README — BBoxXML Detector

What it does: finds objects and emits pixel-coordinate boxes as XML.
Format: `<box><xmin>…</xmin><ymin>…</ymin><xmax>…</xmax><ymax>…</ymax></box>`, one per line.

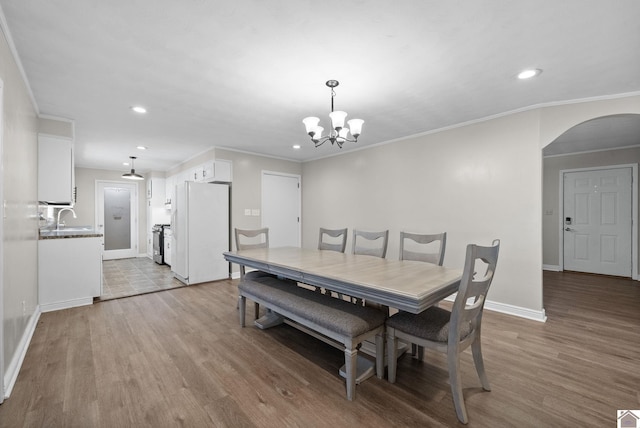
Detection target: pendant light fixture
<box><xmin>122</xmin><ymin>156</ymin><xmax>144</xmax><ymax>180</ymax></box>
<box><xmin>302</xmin><ymin>80</ymin><xmax>364</xmax><ymax>148</ymax></box>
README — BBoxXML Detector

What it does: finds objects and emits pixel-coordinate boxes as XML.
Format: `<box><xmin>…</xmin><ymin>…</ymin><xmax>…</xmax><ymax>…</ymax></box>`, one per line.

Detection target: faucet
<box><xmin>57</xmin><ymin>207</ymin><xmax>77</xmax><ymax>230</ymax></box>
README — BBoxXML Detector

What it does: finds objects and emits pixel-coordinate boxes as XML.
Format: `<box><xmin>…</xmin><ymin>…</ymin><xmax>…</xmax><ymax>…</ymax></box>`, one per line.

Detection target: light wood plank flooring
<box><xmin>0</xmin><ymin>271</ymin><xmax>638</xmax><ymax>427</ymax></box>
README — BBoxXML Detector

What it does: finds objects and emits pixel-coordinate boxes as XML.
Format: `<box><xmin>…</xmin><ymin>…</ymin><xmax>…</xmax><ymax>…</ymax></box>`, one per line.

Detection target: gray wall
<box><xmin>302</xmin><ymin>94</ymin><xmax>640</xmax><ymax>318</ymax></box>
<box><xmin>1</xmin><ymin>27</ymin><xmax>39</xmax><ymax>383</ymax></box>
<box><xmin>302</xmin><ymin>110</ymin><xmax>544</xmax><ymax>314</ymax></box>
<box><xmin>215</xmin><ymin>148</ymin><xmax>302</xmax><ymax>268</ymax></box>
<box><xmin>543</xmin><ymin>146</ymin><xmax>640</xmax><ymax>267</ymax></box>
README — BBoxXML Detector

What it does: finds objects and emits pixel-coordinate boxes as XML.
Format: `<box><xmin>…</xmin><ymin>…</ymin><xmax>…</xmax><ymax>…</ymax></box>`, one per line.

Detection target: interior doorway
<box><xmin>96</xmin><ymin>181</ymin><xmax>139</xmax><ymax>260</ymax></box>
<box><xmin>261</xmin><ymin>171</ymin><xmax>301</xmax><ymax>248</ymax></box>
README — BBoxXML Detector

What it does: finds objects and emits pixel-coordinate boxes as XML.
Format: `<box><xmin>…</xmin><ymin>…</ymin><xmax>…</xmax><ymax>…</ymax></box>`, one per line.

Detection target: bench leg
<box><xmin>344</xmin><ymin>347</ymin><xmax>357</xmax><ymax>401</ymax></box>
<box><xmin>238</xmin><ymin>295</ymin><xmax>246</xmax><ymax>327</ymax></box>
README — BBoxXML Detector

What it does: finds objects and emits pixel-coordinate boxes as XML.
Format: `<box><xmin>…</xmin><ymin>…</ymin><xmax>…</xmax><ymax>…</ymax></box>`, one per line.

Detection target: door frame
<box><xmin>261</xmin><ymin>170</ymin><xmax>301</xmax><ymax>247</ymax></box>
<box><xmin>558</xmin><ymin>163</ymin><xmax>638</xmax><ymax>279</ymax></box>
<box><xmin>95</xmin><ymin>180</ymin><xmax>139</xmax><ymax>260</ymax></box>
<box><xmin>0</xmin><ymin>77</ymin><xmax>5</xmax><ymax>402</ymax></box>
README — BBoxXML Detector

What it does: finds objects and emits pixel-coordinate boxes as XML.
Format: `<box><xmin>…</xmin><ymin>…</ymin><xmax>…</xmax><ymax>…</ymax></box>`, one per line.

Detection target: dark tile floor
<box><xmin>99</xmin><ymin>257</ymin><xmax>186</xmax><ymax>301</ymax></box>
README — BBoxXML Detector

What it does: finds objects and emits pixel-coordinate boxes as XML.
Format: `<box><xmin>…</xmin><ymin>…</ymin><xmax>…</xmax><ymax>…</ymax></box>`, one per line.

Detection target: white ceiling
<box><xmin>1</xmin><ymin>1</ymin><xmax>639</xmax><ymax>173</ymax></box>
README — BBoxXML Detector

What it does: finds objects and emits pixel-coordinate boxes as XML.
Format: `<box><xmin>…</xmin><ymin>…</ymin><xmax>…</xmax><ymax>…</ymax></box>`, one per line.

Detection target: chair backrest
<box><xmin>352</xmin><ymin>229</ymin><xmax>389</xmax><ymax>258</ymax></box>
<box><xmin>235</xmin><ymin>228</ymin><xmax>269</xmax><ymax>251</ymax></box>
<box><xmin>449</xmin><ymin>239</ymin><xmax>500</xmax><ymax>344</ymax></box>
<box><xmin>399</xmin><ymin>231</ymin><xmax>447</xmax><ymax>266</ymax></box>
<box><xmin>318</xmin><ymin>227</ymin><xmax>348</xmax><ymax>253</ymax></box>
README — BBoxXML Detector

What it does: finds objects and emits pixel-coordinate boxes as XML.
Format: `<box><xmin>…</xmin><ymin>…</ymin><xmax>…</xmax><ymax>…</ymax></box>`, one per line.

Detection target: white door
<box><xmin>563</xmin><ymin>167</ymin><xmax>632</xmax><ymax>276</ymax></box>
<box><xmin>96</xmin><ymin>181</ymin><xmax>139</xmax><ymax>260</ymax></box>
<box><xmin>262</xmin><ymin>172</ymin><xmax>301</xmax><ymax>248</ymax></box>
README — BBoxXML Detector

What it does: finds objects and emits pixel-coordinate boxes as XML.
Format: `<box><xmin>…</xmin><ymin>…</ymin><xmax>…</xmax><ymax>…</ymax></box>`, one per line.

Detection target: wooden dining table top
<box><xmin>224</xmin><ymin>247</ymin><xmax>462</xmax><ymax>313</ymax></box>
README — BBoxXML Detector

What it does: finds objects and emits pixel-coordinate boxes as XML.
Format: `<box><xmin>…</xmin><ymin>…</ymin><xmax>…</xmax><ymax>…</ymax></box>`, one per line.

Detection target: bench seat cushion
<box><xmin>239</xmin><ymin>277</ymin><xmax>386</xmax><ymax>337</ymax></box>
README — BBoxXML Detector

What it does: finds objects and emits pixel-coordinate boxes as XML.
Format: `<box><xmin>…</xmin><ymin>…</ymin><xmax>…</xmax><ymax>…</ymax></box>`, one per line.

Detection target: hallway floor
<box><xmin>99</xmin><ymin>257</ymin><xmax>186</xmax><ymax>301</ymax></box>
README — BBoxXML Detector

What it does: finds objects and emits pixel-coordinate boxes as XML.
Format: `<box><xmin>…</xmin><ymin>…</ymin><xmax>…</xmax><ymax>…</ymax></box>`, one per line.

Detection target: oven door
<box><xmin>152</xmin><ymin>228</ymin><xmax>163</xmax><ymax>264</ymax></box>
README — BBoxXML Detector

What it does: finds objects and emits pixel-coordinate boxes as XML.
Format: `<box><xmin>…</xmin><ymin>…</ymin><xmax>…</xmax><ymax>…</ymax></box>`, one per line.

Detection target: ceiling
<box><xmin>1</xmin><ymin>1</ymin><xmax>639</xmax><ymax>173</ymax></box>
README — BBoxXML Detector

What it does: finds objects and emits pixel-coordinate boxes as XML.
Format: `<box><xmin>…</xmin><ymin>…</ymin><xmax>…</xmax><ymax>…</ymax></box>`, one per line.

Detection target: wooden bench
<box><xmin>238</xmin><ymin>275</ymin><xmax>387</xmax><ymax>401</ymax></box>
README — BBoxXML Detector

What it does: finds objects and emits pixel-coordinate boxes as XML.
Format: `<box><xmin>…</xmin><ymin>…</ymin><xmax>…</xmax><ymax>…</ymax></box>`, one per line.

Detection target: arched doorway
<box><xmin>542</xmin><ymin>113</ymin><xmax>640</xmax><ymax>278</ymax></box>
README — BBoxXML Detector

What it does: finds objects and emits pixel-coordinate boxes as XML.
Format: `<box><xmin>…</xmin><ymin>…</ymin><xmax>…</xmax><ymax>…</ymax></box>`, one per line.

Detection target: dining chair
<box><xmin>350</xmin><ymin>229</ymin><xmax>389</xmax><ymax>306</ymax></box>
<box><xmin>234</xmin><ymin>227</ymin><xmax>271</xmax><ymax>318</ymax></box>
<box><xmin>318</xmin><ymin>227</ymin><xmax>348</xmax><ymax>253</ymax></box>
<box><xmin>317</xmin><ymin>227</ymin><xmax>348</xmax><ymax>296</ymax></box>
<box><xmin>399</xmin><ymin>231</ymin><xmax>447</xmax><ymax>359</ymax></box>
<box><xmin>352</xmin><ymin>229</ymin><xmax>389</xmax><ymax>258</ymax></box>
<box><xmin>399</xmin><ymin>231</ymin><xmax>447</xmax><ymax>265</ymax></box>
<box><xmin>386</xmin><ymin>239</ymin><xmax>500</xmax><ymax>424</ymax></box>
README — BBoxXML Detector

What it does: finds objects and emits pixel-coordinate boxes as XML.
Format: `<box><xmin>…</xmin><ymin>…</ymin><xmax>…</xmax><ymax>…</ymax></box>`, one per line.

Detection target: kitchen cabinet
<box><xmin>38</xmin><ymin>135</ymin><xmax>75</xmax><ymax>204</ymax></box>
<box><xmin>38</xmin><ymin>236</ymin><xmax>103</xmax><ymax>312</ymax></box>
<box><xmin>213</xmin><ymin>159</ymin><xmax>232</xmax><ymax>182</ymax></box>
<box><xmin>146</xmin><ymin>177</ymin><xmax>170</xmax><ymax>257</ymax></box>
<box><xmin>165</xmin><ymin>174</ymin><xmax>176</xmax><ymax>206</ymax></box>
<box><xmin>191</xmin><ymin>159</ymin><xmax>233</xmax><ymax>183</ymax></box>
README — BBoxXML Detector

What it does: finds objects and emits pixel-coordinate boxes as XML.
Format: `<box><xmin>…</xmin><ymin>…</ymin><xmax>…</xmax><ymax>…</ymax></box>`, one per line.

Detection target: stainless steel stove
<box><xmin>152</xmin><ymin>224</ymin><xmax>170</xmax><ymax>264</ymax></box>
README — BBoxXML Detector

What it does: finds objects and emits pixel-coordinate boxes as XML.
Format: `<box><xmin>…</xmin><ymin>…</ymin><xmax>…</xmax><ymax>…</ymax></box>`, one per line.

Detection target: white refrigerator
<box><xmin>171</xmin><ymin>181</ymin><xmax>230</xmax><ymax>285</ymax></box>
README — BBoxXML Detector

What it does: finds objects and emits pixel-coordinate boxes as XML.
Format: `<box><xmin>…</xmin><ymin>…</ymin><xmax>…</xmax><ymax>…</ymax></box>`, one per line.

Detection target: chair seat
<box><xmin>387</xmin><ymin>307</ymin><xmax>471</xmax><ymax>342</ymax></box>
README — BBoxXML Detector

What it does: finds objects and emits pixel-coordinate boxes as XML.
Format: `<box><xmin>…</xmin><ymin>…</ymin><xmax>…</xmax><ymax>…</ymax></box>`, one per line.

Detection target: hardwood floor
<box><xmin>1</xmin><ymin>271</ymin><xmax>638</xmax><ymax>427</ymax></box>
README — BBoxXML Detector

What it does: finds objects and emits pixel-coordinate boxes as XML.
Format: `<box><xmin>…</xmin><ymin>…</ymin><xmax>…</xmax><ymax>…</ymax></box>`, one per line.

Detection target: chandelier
<box><xmin>302</xmin><ymin>80</ymin><xmax>364</xmax><ymax>148</ymax></box>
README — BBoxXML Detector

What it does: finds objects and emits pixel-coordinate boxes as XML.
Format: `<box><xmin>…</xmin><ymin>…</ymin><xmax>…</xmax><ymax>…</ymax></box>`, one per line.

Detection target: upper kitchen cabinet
<box><xmin>193</xmin><ymin>159</ymin><xmax>232</xmax><ymax>183</ymax></box>
<box><xmin>213</xmin><ymin>159</ymin><xmax>232</xmax><ymax>182</ymax></box>
<box><xmin>38</xmin><ymin>135</ymin><xmax>75</xmax><ymax>205</ymax></box>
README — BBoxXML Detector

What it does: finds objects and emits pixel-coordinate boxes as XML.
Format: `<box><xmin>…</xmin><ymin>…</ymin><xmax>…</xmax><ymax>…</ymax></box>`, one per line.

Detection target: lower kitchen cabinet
<box><xmin>38</xmin><ymin>236</ymin><xmax>103</xmax><ymax>312</ymax></box>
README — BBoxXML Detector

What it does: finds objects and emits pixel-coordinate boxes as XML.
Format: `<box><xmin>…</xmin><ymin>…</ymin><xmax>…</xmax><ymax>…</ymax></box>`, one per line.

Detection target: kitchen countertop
<box><xmin>39</xmin><ymin>228</ymin><xmax>103</xmax><ymax>240</ymax></box>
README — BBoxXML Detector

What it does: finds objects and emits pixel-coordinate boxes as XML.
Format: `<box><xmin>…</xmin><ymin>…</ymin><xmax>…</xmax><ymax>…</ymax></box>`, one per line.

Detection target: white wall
<box><xmin>1</xmin><ymin>24</ymin><xmax>39</xmax><ymax>393</ymax></box>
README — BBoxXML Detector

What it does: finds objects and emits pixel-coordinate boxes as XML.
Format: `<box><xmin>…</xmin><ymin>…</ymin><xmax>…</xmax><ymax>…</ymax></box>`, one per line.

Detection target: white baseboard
<box><xmin>4</xmin><ymin>306</ymin><xmax>41</xmax><ymax>398</ymax></box>
<box><xmin>543</xmin><ymin>264</ymin><xmax>561</xmax><ymax>271</ymax></box>
<box><xmin>231</xmin><ymin>271</ymin><xmax>241</xmax><ymax>279</ymax></box>
<box><xmin>484</xmin><ymin>300</ymin><xmax>547</xmax><ymax>322</ymax></box>
<box><xmin>444</xmin><ymin>295</ymin><xmax>547</xmax><ymax>322</ymax></box>
<box><xmin>39</xmin><ymin>297</ymin><xmax>93</xmax><ymax>313</ymax></box>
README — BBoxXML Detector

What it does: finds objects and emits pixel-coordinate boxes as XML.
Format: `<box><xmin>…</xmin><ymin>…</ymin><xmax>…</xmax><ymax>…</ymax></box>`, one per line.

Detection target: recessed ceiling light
<box><xmin>517</xmin><ymin>68</ymin><xmax>542</xmax><ymax>79</ymax></box>
<box><xmin>123</xmin><ymin>162</ymin><xmax>130</xmax><ymax>166</ymax></box>
<box><xmin>292</xmin><ymin>144</ymin><xmax>301</xmax><ymax>149</ymax></box>
<box><xmin>137</xmin><ymin>146</ymin><xmax>147</xmax><ymax>150</ymax></box>
<box><xmin>131</xmin><ymin>106</ymin><xmax>147</xmax><ymax>114</ymax></box>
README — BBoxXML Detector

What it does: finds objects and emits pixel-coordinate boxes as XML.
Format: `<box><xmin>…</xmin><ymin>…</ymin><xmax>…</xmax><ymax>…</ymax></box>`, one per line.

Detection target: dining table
<box><xmin>224</xmin><ymin>246</ymin><xmax>463</xmax><ymax>383</ymax></box>
<box><xmin>223</xmin><ymin>246</ymin><xmax>463</xmax><ymax>313</ymax></box>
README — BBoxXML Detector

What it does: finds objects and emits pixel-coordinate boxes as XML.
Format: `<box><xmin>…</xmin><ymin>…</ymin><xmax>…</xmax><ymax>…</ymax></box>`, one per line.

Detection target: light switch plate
<box><xmin>251</xmin><ymin>209</ymin><xmax>260</xmax><ymax>216</ymax></box>
<box><xmin>244</xmin><ymin>209</ymin><xmax>251</xmax><ymax>216</ymax></box>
